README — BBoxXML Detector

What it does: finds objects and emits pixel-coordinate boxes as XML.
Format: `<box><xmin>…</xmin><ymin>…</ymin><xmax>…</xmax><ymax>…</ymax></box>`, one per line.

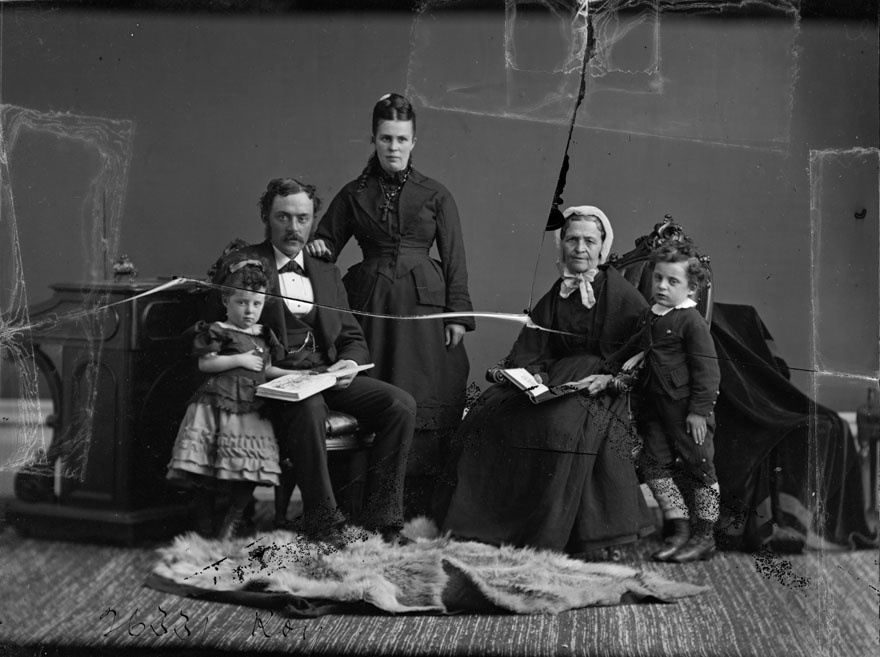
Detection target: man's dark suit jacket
<box><xmin>213</xmin><ymin>240</ymin><xmax>370</xmax><ymax>366</ymax></box>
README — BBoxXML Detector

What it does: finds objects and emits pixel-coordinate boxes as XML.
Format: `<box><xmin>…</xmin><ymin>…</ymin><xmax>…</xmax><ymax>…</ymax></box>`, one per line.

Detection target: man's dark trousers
<box><xmin>272</xmin><ymin>376</ymin><xmax>415</xmax><ymax>532</ymax></box>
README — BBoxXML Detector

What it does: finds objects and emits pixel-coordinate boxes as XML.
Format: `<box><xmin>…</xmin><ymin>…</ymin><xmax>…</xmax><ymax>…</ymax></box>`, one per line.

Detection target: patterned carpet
<box><xmin>0</xmin><ymin>510</ymin><xmax>877</xmax><ymax>657</ymax></box>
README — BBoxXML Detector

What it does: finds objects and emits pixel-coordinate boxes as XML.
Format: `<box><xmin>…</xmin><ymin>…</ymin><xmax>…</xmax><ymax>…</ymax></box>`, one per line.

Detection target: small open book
<box><xmin>256</xmin><ymin>363</ymin><xmax>375</xmax><ymax>402</ymax></box>
<box><xmin>497</xmin><ymin>368</ymin><xmax>590</xmax><ymax>404</ymax></box>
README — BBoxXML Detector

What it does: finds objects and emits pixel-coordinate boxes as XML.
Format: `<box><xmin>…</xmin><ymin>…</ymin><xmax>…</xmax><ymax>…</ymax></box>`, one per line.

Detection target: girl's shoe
<box><xmin>217</xmin><ymin>499</ymin><xmax>251</xmax><ymax>541</ymax></box>
<box><xmin>192</xmin><ymin>488</ymin><xmax>216</xmax><ymax>537</ymax></box>
<box><xmin>217</xmin><ymin>509</ymin><xmax>244</xmax><ymax>541</ymax></box>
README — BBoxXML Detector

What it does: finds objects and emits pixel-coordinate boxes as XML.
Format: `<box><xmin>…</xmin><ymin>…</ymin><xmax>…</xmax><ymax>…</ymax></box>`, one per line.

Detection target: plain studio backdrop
<box><xmin>0</xmin><ymin>1</ymin><xmax>877</xmax><ymax>418</ymax></box>
<box><xmin>0</xmin><ymin>4</ymin><xmax>877</xmax><ymax>655</ymax></box>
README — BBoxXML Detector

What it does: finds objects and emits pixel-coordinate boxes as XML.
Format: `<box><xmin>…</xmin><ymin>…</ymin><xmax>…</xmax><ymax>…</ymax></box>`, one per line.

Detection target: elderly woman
<box><xmin>434</xmin><ymin>206</ymin><xmax>653</xmax><ymax>555</ymax></box>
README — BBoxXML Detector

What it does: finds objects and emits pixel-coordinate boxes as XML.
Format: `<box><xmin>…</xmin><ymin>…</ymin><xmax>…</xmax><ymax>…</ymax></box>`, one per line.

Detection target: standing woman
<box><xmin>309</xmin><ymin>93</ymin><xmax>474</xmax><ymax>518</ymax></box>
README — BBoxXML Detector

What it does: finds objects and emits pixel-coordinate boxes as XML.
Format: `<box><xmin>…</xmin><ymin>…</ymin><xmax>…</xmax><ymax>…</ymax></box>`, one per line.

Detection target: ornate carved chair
<box><xmin>601</xmin><ymin>214</ymin><xmax>714</xmax><ymax>399</ymax></box>
<box><xmin>610</xmin><ymin>214</ymin><xmax>714</xmax><ymax>323</ymax></box>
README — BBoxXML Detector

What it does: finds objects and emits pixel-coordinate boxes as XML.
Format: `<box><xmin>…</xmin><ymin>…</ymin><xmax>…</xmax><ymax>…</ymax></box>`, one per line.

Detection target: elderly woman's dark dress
<box><xmin>435</xmin><ymin>265</ymin><xmax>652</xmax><ymax>553</ymax></box>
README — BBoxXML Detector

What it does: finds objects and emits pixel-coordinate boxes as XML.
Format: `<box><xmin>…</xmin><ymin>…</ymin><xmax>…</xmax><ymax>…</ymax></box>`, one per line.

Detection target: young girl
<box><xmin>167</xmin><ymin>258</ymin><xmax>286</xmax><ymax>540</ymax></box>
<box><xmin>609</xmin><ymin>242</ymin><xmax>721</xmax><ymax>562</ymax></box>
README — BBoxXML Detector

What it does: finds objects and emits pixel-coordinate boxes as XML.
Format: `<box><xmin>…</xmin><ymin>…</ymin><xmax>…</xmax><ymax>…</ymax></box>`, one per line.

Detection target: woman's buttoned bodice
<box><xmin>316</xmin><ymin>169</ymin><xmax>473</xmax><ymax>318</ymax></box>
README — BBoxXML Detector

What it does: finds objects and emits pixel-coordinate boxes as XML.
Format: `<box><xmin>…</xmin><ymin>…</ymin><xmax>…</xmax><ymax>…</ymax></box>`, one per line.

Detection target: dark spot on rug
<box><xmin>249</xmin><ymin>544</ymin><xmax>274</xmax><ymax>570</ymax></box>
<box><xmin>232</xmin><ymin>563</ymin><xmax>248</xmax><ymax>583</ymax></box>
<box><xmin>752</xmin><ymin>546</ymin><xmax>810</xmax><ymax>590</ymax></box>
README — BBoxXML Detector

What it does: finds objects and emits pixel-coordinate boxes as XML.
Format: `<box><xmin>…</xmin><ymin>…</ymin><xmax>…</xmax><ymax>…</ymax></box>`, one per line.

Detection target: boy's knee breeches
<box><xmin>638</xmin><ymin>396</ymin><xmax>717</xmax><ymax>486</ymax></box>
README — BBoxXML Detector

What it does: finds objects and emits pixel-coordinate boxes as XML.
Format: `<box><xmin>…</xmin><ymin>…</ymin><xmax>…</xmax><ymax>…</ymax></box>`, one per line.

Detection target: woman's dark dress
<box><xmin>316</xmin><ymin>169</ymin><xmax>474</xmax><ymax>478</ymax></box>
<box><xmin>435</xmin><ymin>267</ymin><xmax>653</xmax><ymax>553</ymax></box>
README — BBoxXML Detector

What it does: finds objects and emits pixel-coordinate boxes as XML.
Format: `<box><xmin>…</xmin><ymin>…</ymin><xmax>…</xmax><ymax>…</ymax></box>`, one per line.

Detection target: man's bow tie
<box><xmin>278</xmin><ymin>260</ymin><xmax>307</xmax><ymax>277</ymax></box>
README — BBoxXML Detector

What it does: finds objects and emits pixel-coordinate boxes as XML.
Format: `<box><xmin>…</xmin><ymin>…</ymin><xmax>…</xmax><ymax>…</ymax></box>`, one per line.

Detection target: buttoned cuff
<box><xmin>688</xmin><ymin>391</ymin><xmax>720</xmax><ymax>416</ymax></box>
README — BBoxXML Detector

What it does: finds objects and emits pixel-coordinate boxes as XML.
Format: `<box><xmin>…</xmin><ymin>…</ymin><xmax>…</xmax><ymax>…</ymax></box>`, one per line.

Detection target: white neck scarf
<box><xmin>558</xmin><ymin>266</ymin><xmax>599</xmax><ymax>308</ymax></box>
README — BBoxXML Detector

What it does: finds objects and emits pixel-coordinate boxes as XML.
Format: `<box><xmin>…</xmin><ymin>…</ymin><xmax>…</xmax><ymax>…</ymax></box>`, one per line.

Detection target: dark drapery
<box><xmin>709</xmin><ymin>302</ymin><xmax>877</xmax><ymax>551</ymax></box>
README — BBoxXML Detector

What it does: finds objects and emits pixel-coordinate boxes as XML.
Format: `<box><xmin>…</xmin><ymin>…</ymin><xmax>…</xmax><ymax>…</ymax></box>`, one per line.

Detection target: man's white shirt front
<box><xmin>273</xmin><ymin>246</ymin><xmax>315</xmax><ymax>316</ymax></box>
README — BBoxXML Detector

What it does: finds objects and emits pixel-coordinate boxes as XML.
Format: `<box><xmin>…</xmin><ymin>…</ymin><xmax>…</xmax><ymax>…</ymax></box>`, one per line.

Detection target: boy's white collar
<box><xmin>651</xmin><ymin>298</ymin><xmax>697</xmax><ymax>316</ymax></box>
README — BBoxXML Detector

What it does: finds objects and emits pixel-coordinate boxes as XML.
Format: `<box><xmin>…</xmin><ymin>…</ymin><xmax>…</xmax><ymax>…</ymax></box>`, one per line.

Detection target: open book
<box><xmin>256</xmin><ymin>363</ymin><xmax>374</xmax><ymax>402</ymax></box>
<box><xmin>497</xmin><ymin>368</ymin><xmax>591</xmax><ymax>404</ymax></box>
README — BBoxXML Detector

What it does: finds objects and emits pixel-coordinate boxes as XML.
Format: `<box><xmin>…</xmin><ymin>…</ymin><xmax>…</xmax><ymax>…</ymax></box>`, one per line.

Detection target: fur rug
<box><xmin>151</xmin><ymin>518</ymin><xmax>710</xmax><ymax>615</ymax></box>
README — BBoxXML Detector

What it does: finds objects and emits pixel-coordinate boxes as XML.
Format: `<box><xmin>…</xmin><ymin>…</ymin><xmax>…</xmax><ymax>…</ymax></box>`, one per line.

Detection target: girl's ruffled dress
<box><xmin>167</xmin><ymin>321</ymin><xmax>285</xmax><ymax>487</ymax></box>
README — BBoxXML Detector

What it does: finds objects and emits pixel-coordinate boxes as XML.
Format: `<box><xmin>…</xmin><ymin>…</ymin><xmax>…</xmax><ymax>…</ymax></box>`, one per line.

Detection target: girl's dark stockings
<box><xmin>217</xmin><ymin>483</ymin><xmax>256</xmax><ymax>541</ymax></box>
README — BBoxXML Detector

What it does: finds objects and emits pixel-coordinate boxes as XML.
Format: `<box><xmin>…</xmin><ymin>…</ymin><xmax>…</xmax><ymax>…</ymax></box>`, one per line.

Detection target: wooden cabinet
<box><xmin>7</xmin><ymin>280</ymin><xmax>206</xmax><ymax>544</ymax></box>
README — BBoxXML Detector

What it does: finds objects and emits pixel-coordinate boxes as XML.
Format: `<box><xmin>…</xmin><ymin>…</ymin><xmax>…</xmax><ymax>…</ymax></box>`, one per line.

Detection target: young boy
<box><xmin>609</xmin><ymin>242</ymin><xmax>721</xmax><ymax>562</ymax></box>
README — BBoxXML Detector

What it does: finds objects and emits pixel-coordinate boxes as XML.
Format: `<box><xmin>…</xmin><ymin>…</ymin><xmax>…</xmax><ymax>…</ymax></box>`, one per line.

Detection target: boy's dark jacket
<box><xmin>607</xmin><ymin>306</ymin><xmax>720</xmax><ymax>416</ymax></box>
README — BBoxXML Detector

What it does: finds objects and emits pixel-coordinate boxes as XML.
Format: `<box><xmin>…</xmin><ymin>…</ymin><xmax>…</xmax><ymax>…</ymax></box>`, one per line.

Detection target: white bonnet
<box><xmin>555</xmin><ymin>205</ymin><xmax>614</xmax><ymax>264</ymax></box>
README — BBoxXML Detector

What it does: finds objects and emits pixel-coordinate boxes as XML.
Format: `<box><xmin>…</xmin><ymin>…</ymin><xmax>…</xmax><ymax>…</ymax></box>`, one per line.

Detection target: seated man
<box><xmin>214</xmin><ymin>177</ymin><xmax>415</xmax><ymax>542</ymax></box>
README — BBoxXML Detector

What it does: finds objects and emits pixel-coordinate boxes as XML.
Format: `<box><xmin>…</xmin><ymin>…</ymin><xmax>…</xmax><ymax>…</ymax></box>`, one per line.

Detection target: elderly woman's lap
<box><xmin>438</xmin><ymin>389</ymin><xmax>647</xmax><ymax>552</ymax></box>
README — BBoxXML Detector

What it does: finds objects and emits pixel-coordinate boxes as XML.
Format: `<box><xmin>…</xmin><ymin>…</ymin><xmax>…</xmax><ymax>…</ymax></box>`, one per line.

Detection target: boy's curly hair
<box><xmin>650</xmin><ymin>241</ymin><xmax>708</xmax><ymax>290</ymax></box>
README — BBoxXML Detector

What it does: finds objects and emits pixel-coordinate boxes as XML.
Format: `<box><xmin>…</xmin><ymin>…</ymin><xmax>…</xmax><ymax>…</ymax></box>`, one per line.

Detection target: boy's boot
<box><xmin>670</xmin><ymin>519</ymin><xmax>716</xmax><ymax>562</ymax></box>
<box><xmin>672</xmin><ymin>482</ymin><xmax>720</xmax><ymax>562</ymax></box>
<box><xmin>645</xmin><ymin>476</ymin><xmax>690</xmax><ymax>561</ymax></box>
<box><xmin>653</xmin><ymin>518</ymin><xmax>691</xmax><ymax>561</ymax></box>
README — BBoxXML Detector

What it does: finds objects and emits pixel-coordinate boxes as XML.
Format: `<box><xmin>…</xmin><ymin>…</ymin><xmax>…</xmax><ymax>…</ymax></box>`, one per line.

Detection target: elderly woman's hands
<box><xmin>578</xmin><ymin>373</ymin><xmax>613</xmax><ymax>396</ymax></box>
<box><xmin>621</xmin><ymin>352</ymin><xmax>645</xmax><ymax>372</ymax></box>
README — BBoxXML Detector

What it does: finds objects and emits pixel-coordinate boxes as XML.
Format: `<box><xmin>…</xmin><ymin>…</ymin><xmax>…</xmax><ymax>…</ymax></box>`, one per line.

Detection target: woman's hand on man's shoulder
<box><xmin>305</xmin><ymin>239</ymin><xmax>333</xmax><ymax>260</ymax></box>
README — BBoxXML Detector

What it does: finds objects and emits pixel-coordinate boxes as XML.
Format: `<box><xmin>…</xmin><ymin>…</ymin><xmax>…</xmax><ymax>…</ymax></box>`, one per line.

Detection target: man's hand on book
<box><xmin>328</xmin><ymin>359</ymin><xmax>359</xmax><ymax>389</ymax></box>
